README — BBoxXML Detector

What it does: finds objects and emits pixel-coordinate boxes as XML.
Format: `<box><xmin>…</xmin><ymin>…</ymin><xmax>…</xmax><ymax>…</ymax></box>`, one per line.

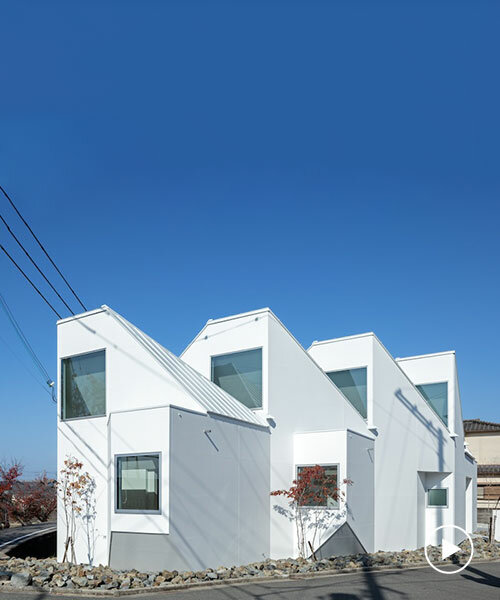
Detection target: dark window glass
<box><xmin>428</xmin><ymin>488</ymin><xmax>447</xmax><ymax>507</ymax></box>
<box><xmin>297</xmin><ymin>465</ymin><xmax>339</xmax><ymax>508</ymax></box>
<box><xmin>326</xmin><ymin>367</ymin><xmax>367</xmax><ymax>419</ymax></box>
<box><xmin>116</xmin><ymin>454</ymin><xmax>160</xmax><ymax>512</ymax></box>
<box><xmin>62</xmin><ymin>351</ymin><xmax>105</xmax><ymax>419</ymax></box>
<box><xmin>211</xmin><ymin>348</ymin><xmax>262</xmax><ymax>409</ymax></box>
<box><xmin>416</xmin><ymin>382</ymin><xmax>448</xmax><ymax>426</ymax></box>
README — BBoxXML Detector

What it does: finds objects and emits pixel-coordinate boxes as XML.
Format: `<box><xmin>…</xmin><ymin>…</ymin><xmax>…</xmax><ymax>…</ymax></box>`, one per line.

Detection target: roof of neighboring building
<box><xmin>464</xmin><ymin>419</ymin><xmax>500</xmax><ymax>433</ymax></box>
<box><xmin>478</xmin><ymin>464</ymin><xmax>500</xmax><ymax>476</ymax></box>
<box><xmin>103</xmin><ymin>306</ymin><xmax>267</xmax><ymax>429</ymax></box>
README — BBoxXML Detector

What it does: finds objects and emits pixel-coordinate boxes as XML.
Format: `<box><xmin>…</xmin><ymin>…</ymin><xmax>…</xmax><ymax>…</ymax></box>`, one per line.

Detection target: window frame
<box><xmin>115</xmin><ymin>452</ymin><xmax>162</xmax><ymax>515</ymax></box>
<box><xmin>210</xmin><ymin>346</ymin><xmax>264</xmax><ymax>411</ymax></box>
<box><xmin>295</xmin><ymin>463</ymin><xmax>341</xmax><ymax>510</ymax></box>
<box><xmin>427</xmin><ymin>487</ymin><xmax>448</xmax><ymax>508</ymax></box>
<box><xmin>325</xmin><ymin>365</ymin><xmax>368</xmax><ymax>421</ymax></box>
<box><xmin>60</xmin><ymin>348</ymin><xmax>107</xmax><ymax>422</ymax></box>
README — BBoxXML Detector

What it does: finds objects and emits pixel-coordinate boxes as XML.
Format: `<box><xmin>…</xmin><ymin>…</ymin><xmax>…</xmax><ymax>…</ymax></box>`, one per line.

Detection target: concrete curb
<box><xmin>1</xmin><ymin>557</ymin><xmax>499</xmax><ymax>597</ymax></box>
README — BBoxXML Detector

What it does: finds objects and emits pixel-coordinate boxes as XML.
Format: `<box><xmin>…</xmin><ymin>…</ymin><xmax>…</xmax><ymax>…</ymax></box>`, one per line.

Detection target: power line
<box><xmin>0</xmin><ymin>244</ymin><xmax>62</xmax><ymax>319</ymax></box>
<box><xmin>0</xmin><ymin>292</ymin><xmax>54</xmax><ymax>387</ymax></box>
<box><xmin>0</xmin><ymin>213</ymin><xmax>75</xmax><ymax>315</ymax></box>
<box><xmin>0</xmin><ymin>331</ymin><xmax>55</xmax><ymax>402</ymax></box>
<box><xmin>0</xmin><ymin>184</ymin><xmax>87</xmax><ymax>312</ymax></box>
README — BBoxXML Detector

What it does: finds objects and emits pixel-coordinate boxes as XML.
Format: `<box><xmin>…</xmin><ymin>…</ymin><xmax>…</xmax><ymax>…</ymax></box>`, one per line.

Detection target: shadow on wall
<box><xmin>395</xmin><ymin>389</ymin><xmax>446</xmax><ymax>473</ymax></box>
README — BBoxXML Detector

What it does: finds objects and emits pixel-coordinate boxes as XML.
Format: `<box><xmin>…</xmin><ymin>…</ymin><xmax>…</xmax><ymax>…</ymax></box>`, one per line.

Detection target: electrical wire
<box><xmin>0</xmin><ymin>184</ymin><xmax>87</xmax><ymax>312</ymax></box>
<box><xmin>0</xmin><ymin>292</ymin><xmax>54</xmax><ymax>386</ymax></box>
<box><xmin>0</xmin><ymin>332</ymin><xmax>55</xmax><ymax>402</ymax></box>
<box><xmin>0</xmin><ymin>244</ymin><xmax>62</xmax><ymax>319</ymax></box>
<box><xmin>0</xmin><ymin>213</ymin><xmax>75</xmax><ymax>315</ymax></box>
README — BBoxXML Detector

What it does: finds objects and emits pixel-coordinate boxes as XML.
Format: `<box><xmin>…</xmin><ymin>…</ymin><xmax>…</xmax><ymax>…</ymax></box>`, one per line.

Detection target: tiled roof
<box><xmin>103</xmin><ymin>306</ymin><xmax>267</xmax><ymax>429</ymax></box>
<box><xmin>464</xmin><ymin>419</ymin><xmax>500</xmax><ymax>433</ymax></box>
<box><xmin>478</xmin><ymin>464</ymin><xmax>500</xmax><ymax>476</ymax></box>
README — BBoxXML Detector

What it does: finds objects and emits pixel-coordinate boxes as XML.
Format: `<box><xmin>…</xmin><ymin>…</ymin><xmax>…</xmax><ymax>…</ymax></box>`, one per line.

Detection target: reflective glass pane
<box><xmin>326</xmin><ymin>367</ymin><xmax>367</xmax><ymax>419</ymax></box>
<box><xmin>117</xmin><ymin>454</ymin><xmax>160</xmax><ymax>512</ymax></box>
<box><xmin>211</xmin><ymin>349</ymin><xmax>262</xmax><ymax>409</ymax></box>
<box><xmin>416</xmin><ymin>382</ymin><xmax>448</xmax><ymax>426</ymax></box>
<box><xmin>62</xmin><ymin>351</ymin><xmax>105</xmax><ymax>419</ymax></box>
<box><xmin>297</xmin><ymin>465</ymin><xmax>339</xmax><ymax>508</ymax></box>
<box><xmin>428</xmin><ymin>488</ymin><xmax>447</xmax><ymax>507</ymax></box>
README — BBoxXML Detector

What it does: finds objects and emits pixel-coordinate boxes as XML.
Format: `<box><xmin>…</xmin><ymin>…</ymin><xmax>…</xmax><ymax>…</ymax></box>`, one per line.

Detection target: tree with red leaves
<box><xmin>271</xmin><ymin>465</ymin><xmax>351</xmax><ymax>558</ymax></box>
<box><xmin>0</xmin><ymin>461</ymin><xmax>23</xmax><ymax>529</ymax></box>
<box><xmin>9</xmin><ymin>474</ymin><xmax>57</xmax><ymax>526</ymax></box>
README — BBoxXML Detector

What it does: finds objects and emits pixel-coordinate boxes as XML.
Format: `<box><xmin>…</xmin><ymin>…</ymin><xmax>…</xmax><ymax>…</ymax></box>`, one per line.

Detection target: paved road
<box><xmin>1</xmin><ymin>562</ymin><xmax>499</xmax><ymax>600</ymax></box>
<box><xmin>0</xmin><ymin>523</ymin><xmax>56</xmax><ymax>552</ymax></box>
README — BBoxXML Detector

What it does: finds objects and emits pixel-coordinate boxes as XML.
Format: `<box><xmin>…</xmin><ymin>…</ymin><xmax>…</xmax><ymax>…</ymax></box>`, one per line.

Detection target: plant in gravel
<box><xmin>57</xmin><ymin>457</ymin><xmax>96</xmax><ymax>564</ymax></box>
<box><xmin>271</xmin><ymin>465</ymin><xmax>351</xmax><ymax>558</ymax></box>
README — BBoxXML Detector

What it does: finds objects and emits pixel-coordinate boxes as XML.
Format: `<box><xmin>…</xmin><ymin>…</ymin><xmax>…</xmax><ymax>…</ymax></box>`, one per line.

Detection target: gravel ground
<box><xmin>0</xmin><ymin>535</ymin><xmax>497</xmax><ymax>594</ymax></box>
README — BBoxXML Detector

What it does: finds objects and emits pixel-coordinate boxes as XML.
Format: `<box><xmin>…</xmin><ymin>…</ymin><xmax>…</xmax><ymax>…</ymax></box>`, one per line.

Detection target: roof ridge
<box><xmin>102</xmin><ymin>306</ymin><xmax>267</xmax><ymax>429</ymax></box>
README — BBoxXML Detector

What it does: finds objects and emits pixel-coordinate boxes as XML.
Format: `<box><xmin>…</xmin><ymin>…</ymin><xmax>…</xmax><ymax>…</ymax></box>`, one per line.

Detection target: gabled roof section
<box><xmin>464</xmin><ymin>419</ymin><xmax>500</xmax><ymax>433</ymax></box>
<box><xmin>181</xmin><ymin>308</ymin><xmax>272</xmax><ymax>357</ymax></box>
<box><xmin>102</xmin><ymin>306</ymin><xmax>266</xmax><ymax>428</ymax></box>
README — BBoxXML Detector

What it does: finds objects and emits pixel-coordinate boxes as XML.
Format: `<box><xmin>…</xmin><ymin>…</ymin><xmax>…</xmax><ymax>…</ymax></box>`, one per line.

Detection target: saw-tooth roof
<box><xmin>103</xmin><ymin>306</ymin><xmax>266</xmax><ymax>428</ymax></box>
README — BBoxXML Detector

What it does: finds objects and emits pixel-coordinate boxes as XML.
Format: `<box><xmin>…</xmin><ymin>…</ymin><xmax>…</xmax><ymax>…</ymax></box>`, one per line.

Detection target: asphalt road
<box><xmin>0</xmin><ymin>562</ymin><xmax>499</xmax><ymax>600</ymax></box>
<box><xmin>0</xmin><ymin>523</ymin><xmax>56</xmax><ymax>552</ymax></box>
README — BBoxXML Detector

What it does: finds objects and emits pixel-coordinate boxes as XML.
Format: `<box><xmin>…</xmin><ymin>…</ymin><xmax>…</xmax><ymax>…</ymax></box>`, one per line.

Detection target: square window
<box><xmin>211</xmin><ymin>348</ymin><xmax>262</xmax><ymax>409</ymax></box>
<box><xmin>296</xmin><ymin>465</ymin><xmax>339</xmax><ymax>508</ymax></box>
<box><xmin>116</xmin><ymin>454</ymin><xmax>160</xmax><ymax>513</ymax></box>
<box><xmin>61</xmin><ymin>350</ymin><xmax>105</xmax><ymax>420</ymax></box>
<box><xmin>428</xmin><ymin>488</ymin><xmax>448</xmax><ymax>507</ymax></box>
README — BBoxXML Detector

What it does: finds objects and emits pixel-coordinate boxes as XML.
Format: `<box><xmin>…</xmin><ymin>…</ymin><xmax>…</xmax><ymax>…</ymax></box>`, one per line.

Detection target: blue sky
<box><xmin>0</xmin><ymin>1</ymin><xmax>499</xmax><ymax>477</ymax></box>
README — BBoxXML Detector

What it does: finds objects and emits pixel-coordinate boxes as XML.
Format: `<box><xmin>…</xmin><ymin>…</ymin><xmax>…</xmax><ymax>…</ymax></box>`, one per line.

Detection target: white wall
<box><xmin>182</xmin><ymin>309</ymin><xmax>372</xmax><ymax>559</ymax></box>
<box><xmin>57</xmin><ymin>309</ymin><xmax>270</xmax><ymax>569</ymax></box>
<box><xmin>309</xmin><ymin>335</ymin><xmax>471</xmax><ymax>551</ymax></box>
<box><xmin>168</xmin><ymin>408</ymin><xmax>270</xmax><ymax>569</ymax></box>
<box><xmin>57</xmin><ymin>309</ymin><xmax>184</xmax><ymax>565</ymax></box>
<box><xmin>397</xmin><ymin>352</ymin><xmax>477</xmax><ymax>537</ymax></box>
<box><xmin>109</xmin><ymin>408</ymin><xmax>170</xmax><ymax>535</ymax></box>
<box><xmin>346</xmin><ymin>430</ymin><xmax>375</xmax><ymax>552</ymax></box>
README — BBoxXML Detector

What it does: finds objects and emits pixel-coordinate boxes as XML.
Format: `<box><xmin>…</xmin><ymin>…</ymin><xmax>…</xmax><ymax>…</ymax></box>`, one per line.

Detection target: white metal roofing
<box><xmin>102</xmin><ymin>305</ymin><xmax>266</xmax><ymax>428</ymax></box>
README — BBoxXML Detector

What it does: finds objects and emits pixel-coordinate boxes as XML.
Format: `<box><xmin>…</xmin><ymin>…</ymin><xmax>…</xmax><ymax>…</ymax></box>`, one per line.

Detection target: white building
<box><xmin>57</xmin><ymin>305</ymin><xmax>476</xmax><ymax>571</ymax></box>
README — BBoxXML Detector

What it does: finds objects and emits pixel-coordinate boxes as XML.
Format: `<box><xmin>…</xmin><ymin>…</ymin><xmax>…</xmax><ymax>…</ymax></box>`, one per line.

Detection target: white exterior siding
<box><xmin>182</xmin><ymin>309</ymin><xmax>372</xmax><ymax>558</ymax></box>
<box><xmin>57</xmin><ymin>306</ymin><xmax>476</xmax><ymax>571</ymax></box>
<box><xmin>57</xmin><ymin>308</ymin><xmax>269</xmax><ymax>570</ymax></box>
<box><xmin>308</xmin><ymin>334</ymin><xmax>477</xmax><ymax>550</ymax></box>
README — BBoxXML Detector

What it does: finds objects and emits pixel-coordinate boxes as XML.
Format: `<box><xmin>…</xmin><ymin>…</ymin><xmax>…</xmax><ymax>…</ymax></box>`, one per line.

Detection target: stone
<box><xmin>120</xmin><ymin>576</ymin><xmax>131</xmax><ymax>589</ymax></box>
<box><xmin>206</xmin><ymin>572</ymin><xmax>218</xmax><ymax>580</ymax></box>
<box><xmin>10</xmin><ymin>572</ymin><xmax>32</xmax><ymax>587</ymax></box>
<box><xmin>0</xmin><ymin>571</ymin><xmax>12</xmax><ymax>581</ymax></box>
<box><xmin>72</xmin><ymin>576</ymin><xmax>88</xmax><ymax>587</ymax></box>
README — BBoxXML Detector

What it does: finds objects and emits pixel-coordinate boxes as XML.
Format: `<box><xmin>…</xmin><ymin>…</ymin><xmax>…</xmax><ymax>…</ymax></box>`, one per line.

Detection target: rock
<box><xmin>0</xmin><ymin>570</ymin><xmax>12</xmax><ymax>581</ymax></box>
<box><xmin>120</xmin><ymin>576</ymin><xmax>131</xmax><ymax>589</ymax></box>
<box><xmin>72</xmin><ymin>576</ymin><xmax>88</xmax><ymax>587</ymax></box>
<box><xmin>206</xmin><ymin>572</ymin><xmax>218</xmax><ymax>580</ymax></box>
<box><xmin>171</xmin><ymin>575</ymin><xmax>182</xmax><ymax>584</ymax></box>
<box><xmin>10</xmin><ymin>572</ymin><xmax>32</xmax><ymax>587</ymax></box>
